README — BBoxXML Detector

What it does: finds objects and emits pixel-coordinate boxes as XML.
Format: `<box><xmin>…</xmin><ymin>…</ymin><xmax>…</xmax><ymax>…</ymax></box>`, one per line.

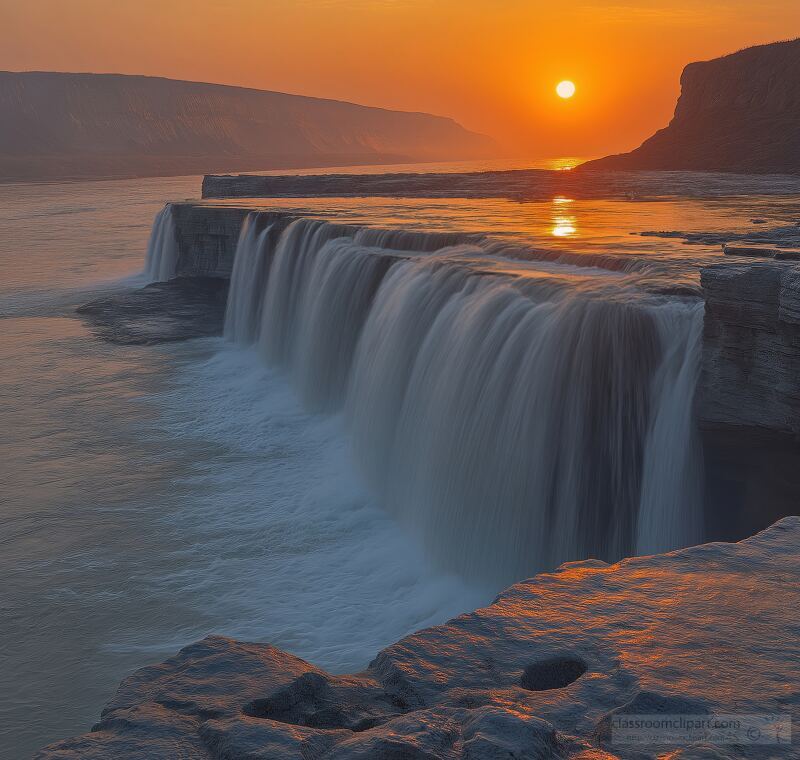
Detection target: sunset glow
<box><xmin>2</xmin><ymin>1</ymin><xmax>799</xmax><ymax>158</ymax></box>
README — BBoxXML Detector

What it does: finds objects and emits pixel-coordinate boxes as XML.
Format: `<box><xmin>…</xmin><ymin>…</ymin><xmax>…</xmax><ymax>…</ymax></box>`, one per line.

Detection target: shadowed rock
<box><xmin>699</xmin><ymin>261</ymin><xmax>800</xmax><ymax>541</ymax></box>
<box><xmin>77</xmin><ymin>277</ymin><xmax>228</xmax><ymax>344</ymax></box>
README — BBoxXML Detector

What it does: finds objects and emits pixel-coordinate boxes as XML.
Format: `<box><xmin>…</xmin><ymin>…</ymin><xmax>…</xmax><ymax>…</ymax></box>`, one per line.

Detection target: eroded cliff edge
<box><xmin>37</xmin><ymin>518</ymin><xmax>799</xmax><ymax>759</ymax></box>
<box><xmin>582</xmin><ymin>38</ymin><xmax>800</xmax><ymax>174</ymax></box>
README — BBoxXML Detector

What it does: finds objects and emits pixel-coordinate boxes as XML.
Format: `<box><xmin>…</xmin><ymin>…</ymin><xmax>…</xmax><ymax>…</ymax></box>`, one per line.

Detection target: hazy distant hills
<box><xmin>0</xmin><ymin>72</ymin><xmax>496</xmax><ymax>181</ymax></box>
<box><xmin>583</xmin><ymin>38</ymin><xmax>800</xmax><ymax>174</ymax></box>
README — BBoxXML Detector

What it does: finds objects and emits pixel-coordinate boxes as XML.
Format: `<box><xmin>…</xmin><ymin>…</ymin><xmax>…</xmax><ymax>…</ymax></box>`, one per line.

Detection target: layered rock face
<box><xmin>0</xmin><ymin>72</ymin><xmax>495</xmax><ymax>181</ymax></box>
<box><xmin>164</xmin><ymin>204</ymin><xmax>296</xmax><ymax>279</ymax></box>
<box><xmin>700</xmin><ymin>261</ymin><xmax>800</xmax><ymax>436</ymax></box>
<box><xmin>37</xmin><ymin>518</ymin><xmax>799</xmax><ymax>759</ymax></box>
<box><xmin>169</xmin><ymin>204</ymin><xmax>255</xmax><ymax>279</ymax></box>
<box><xmin>700</xmin><ymin>260</ymin><xmax>800</xmax><ymax>541</ymax></box>
<box><xmin>583</xmin><ymin>39</ymin><xmax>800</xmax><ymax>174</ymax></box>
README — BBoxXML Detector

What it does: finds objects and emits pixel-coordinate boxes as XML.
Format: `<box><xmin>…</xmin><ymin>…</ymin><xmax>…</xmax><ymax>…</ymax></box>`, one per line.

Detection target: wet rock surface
<box><xmin>37</xmin><ymin>518</ymin><xmax>799</xmax><ymax>759</ymax></box>
<box><xmin>639</xmin><ymin>222</ymin><xmax>800</xmax><ymax>250</ymax></box>
<box><xmin>77</xmin><ymin>277</ymin><xmax>228</xmax><ymax>344</ymax></box>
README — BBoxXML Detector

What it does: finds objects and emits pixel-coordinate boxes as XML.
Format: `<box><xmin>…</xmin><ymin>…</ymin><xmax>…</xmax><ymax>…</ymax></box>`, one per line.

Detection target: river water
<box><xmin>3</xmin><ymin>167</ymin><xmax>800</xmax><ymax>757</ymax></box>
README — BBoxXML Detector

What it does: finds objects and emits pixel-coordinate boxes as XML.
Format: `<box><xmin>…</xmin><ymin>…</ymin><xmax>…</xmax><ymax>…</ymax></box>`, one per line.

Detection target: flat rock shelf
<box><xmin>37</xmin><ymin>518</ymin><xmax>799</xmax><ymax>759</ymax></box>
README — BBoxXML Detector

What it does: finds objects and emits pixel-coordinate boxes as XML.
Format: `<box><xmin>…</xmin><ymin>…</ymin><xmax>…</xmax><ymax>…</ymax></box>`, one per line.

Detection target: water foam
<box><xmin>143</xmin><ymin>341</ymin><xmax>486</xmax><ymax>670</ymax></box>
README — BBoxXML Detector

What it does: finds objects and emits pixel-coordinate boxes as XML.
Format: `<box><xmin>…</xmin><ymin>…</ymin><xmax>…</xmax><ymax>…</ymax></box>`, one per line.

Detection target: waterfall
<box><xmin>223</xmin><ymin>212</ymin><xmax>706</xmax><ymax>585</ymax></box>
<box><xmin>635</xmin><ymin>304</ymin><xmax>704</xmax><ymax>554</ymax></box>
<box><xmin>144</xmin><ymin>205</ymin><xmax>179</xmax><ymax>282</ymax></box>
<box><xmin>224</xmin><ymin>217</ymin><xmax>277</xmax><ymax>344</ymax></box>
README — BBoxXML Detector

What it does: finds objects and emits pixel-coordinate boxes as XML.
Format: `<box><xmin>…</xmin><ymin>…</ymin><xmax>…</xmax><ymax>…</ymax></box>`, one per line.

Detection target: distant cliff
<box><xmin>583</xmin><ymin>38</ymin><xmax>800</xmax><ymax>174</ymax></box>
<box><xmin>0</xmin><ymin>72</ymin><xmax>495</xmax><ymax>181</ymax></box>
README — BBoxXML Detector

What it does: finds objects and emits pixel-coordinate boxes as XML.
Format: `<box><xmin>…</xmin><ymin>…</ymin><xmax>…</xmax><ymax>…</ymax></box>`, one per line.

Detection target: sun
<box><xmin>556</xmin><ymin>80</ymin><xmax>576</xmax><ymax>99</ymax></box>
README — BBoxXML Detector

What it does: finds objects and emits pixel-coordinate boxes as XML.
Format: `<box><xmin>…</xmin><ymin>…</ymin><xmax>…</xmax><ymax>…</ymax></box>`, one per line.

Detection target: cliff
<box><xmin>37</xmin><ymin>518</ymin><xmax>798</xmax><ymax>758</ymax></box>
<box><xmin>699</xmin><ymin>259</ymin><xmax>800</xmax><ymax>544</ymax></box>
<box><xmin>0</xmin><ymin>72</ymin><xmax>495</xmax><ymax>181</ymax></box>
<box><xmin>583</xmin><ymin>38</ymin><xmax>800</xmax><ymax>174</ymax></box>
<box><xmin>700</xmin><ymin>260</ymin><xmax>800</xmax><ymax>438</ymax></box>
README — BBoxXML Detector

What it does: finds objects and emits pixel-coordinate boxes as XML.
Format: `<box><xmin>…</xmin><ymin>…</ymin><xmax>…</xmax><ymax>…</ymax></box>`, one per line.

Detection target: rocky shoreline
<box><xmin>38</xmin><ymin>518</ymin><xmax>798</xmax><ymax>759</ymax></box>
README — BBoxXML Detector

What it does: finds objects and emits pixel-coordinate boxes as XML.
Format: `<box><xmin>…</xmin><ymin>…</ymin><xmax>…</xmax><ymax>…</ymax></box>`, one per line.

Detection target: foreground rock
<box><xmin>583</xmin><ymin>38</ymin><xmax>800</xmax><ymax>174</ymax></box>
<box><xmin>38</xmin><ymin>518</ymin><xmax>798</xmax><ymax>759</ymax></box>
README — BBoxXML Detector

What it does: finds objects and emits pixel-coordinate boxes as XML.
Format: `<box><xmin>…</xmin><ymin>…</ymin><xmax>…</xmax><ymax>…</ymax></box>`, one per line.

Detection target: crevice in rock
<box><xmin>520</xmin><ymin>656</ymin><xmax>588</xmax><ymax>691</ymax></box>
<box><xmin>242</xmin><ymin>672</ymin><xmax>401</xmax><ymax>732</ymax></box>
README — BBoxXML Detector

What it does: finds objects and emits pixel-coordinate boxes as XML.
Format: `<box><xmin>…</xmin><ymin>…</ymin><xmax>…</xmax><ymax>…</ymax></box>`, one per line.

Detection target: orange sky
<box><xmin>2</xmin><ymin>1</ymin><xmax>799</xmax><ymax>158</ymax></box>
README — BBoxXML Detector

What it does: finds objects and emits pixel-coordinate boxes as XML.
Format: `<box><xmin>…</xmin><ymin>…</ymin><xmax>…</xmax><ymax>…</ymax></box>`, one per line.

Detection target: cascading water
<box><xmin>222</xmin><ymin>211</ymin><xmax>705</xmax><ymax>585</ymax></box>
<box><xmin>635</xmin><ymin>306</ymin><xmax>704</xmax><ymax>553</ymax></box>
<box><xmin>144</xmin><ymin>204</ymin><xmax>179</xmax><ymax>282</ymax></box>
<box><xmin>224</xmin><ymin>217</ymin><xmax>278</xmax><ymax>344</ymax></box>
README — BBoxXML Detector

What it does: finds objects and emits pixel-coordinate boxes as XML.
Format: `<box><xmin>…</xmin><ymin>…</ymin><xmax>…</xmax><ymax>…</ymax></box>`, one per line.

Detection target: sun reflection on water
<box><xmin>551</xmin><ymin>196</ymin><xmax>577</xmax><ymax>237</ymax></box>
